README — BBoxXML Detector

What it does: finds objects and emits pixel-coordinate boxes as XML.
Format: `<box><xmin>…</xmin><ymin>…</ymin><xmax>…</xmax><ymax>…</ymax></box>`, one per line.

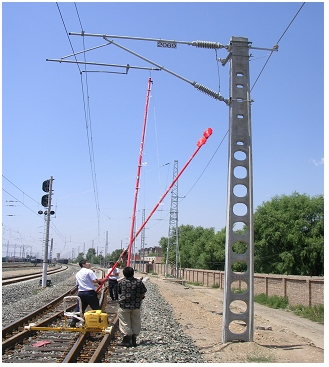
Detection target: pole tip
<box><xmin>203</xmin><ymin>128</ymin><xmax>213</xmax><ymax>138</ymax></box>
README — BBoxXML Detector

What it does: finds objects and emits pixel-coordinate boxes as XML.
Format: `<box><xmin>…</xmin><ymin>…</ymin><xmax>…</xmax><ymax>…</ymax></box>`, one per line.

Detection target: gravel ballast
<box><xmin>112</xmin><ymin>280</ymin><xmax>204</xmax><ymax>363</ymax></box>
<box><xmin>2</xmin><ymin>265</ymin><xmax>78</xmax><ymax>326</ymax></box>
<box><xmin>2</xmin><ymin>266</ymin><xmax>204</xmax><ymax>363</ymax></box>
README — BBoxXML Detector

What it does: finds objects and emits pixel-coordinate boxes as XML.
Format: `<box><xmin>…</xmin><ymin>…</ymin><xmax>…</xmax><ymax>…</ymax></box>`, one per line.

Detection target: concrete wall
<box><xmin>151</xmin><ymin>263</ymin><xmax>324</xmax><ymax>307</ymax></box>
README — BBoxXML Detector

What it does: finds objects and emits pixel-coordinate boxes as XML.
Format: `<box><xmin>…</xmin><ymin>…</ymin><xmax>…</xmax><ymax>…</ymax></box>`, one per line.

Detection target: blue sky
<box><xmin>2</xmin><ymin>2</ymin><xmax>324</xmax><ymax>260</ymax></box>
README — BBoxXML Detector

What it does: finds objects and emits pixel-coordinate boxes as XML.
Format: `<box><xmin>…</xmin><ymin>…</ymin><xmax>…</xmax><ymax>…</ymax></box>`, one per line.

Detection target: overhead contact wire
<box><xmin>57</xmin><ymin>2</ymin><xmax>101</xmax><ymax>234</ymax></box>
<box><xmin>251</xmin><ymin>2</ymin><xmax>305</xmax><ymax>91</ymax></box>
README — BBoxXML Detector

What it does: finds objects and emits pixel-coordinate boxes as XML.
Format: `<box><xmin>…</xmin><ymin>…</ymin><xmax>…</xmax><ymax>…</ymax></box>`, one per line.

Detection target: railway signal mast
<box><xmin>49</xmin><ymin>32</ymin><xmax>278</xmax><ymax>342</ymax></box>
<box><xmin>39</xmin><ymin>176</ymin><xmax>54</xmax><ymax>288</ymax></box>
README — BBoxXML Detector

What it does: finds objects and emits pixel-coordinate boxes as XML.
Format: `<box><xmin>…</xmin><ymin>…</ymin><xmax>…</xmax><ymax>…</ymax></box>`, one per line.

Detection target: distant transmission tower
<box><xmin>165</xmin><ymin>160</ymin><xmax>179</xmax><ymax>278</ymax></box>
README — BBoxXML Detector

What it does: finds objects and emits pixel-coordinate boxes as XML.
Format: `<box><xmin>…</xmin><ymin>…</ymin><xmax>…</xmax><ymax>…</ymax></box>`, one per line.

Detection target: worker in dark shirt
<box><xmin>117</xmin><ymin>266</ymin><xmax>147</xmax><ymax>347</ymax></box>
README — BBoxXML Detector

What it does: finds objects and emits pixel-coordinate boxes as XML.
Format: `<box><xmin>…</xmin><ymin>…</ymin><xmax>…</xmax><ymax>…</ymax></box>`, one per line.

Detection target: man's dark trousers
<box><xmin>108</xmin><ymin>279</ymin><xmax>118</xmax><ymax>300</ymax></box>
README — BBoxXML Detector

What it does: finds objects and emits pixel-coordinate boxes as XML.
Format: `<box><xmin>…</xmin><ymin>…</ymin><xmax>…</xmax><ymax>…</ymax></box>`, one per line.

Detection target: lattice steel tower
<box><xmin>165</xmin><ymin>160</ymin><xmax>179</xmax><ymax>278</ymax></box>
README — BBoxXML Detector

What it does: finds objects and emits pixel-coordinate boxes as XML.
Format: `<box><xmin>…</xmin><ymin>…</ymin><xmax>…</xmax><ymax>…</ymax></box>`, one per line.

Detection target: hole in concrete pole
<box><xmin>234</xmin><ymin>151</ymin><xmax>246</xmax><ymax>161</ymax></box>
<box><xmin>232</xmin><ymin>241</ymin><xmax>248</xmax><ymax>255</ymax></box>
<box><xmin>231</xmin><ymin>280</ymin><xmax>248</xmax><ymax>294</ymax></box>
<box><xmin>231</xmin><ymin>260</ymin><xmax>248</xmax><ymax>273</ymax></box>
<box><xmin>232</xmin><ymin>222</ymin><xmax>247</xmax><ymax>235</ymax></box>
<box><xmin>233</xmin><ymin>184</ymin><xmax>247</xmax><ymax>197</ymax></box>
<box><xmin>229</xmin><ymin>300</ymin><xmax>248</xmax><ymax>314</ymax></box>
<box><xmin>233</xmin><ymin>203</ymin><xmax>247</xmax><ymax>216</ymax></box>
<box><xmin>229</xmin><ymin>320</ymin><xmax>247</xmax><ymax>334</ymax></box>
<box><xmin>233</xmin><ymin>166</ymin><xmax>247</xmax><ymax>179</ymax></box>
<box><xmin>236</xmin><ymin>141</ymin><xmax>244</xmax><ymax>145</ymax></box>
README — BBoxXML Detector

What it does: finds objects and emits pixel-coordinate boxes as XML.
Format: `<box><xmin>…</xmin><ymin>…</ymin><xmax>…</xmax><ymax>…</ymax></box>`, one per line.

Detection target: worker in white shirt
<box><xmin>108</xmin><ymin>261</ymin><xmax>120</xmax><ymax>301</ymax></box>
<box><xmin>70</xmin><ymin>259</ymin><xmax>106</xmax><ymax>327</ymax></box>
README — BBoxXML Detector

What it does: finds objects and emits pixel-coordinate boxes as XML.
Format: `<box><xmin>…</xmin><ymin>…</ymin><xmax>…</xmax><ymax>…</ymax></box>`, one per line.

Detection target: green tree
<box><xmin>75</xmin><ymin>252</ymin><xmax>84</xmax><ymax>264</ymax></box>
<box><xmin>160</xmin><ymin>224</ymin><xmax>226</xmax><ymax>270</ymax></box>
<box><xmin>108</xmin><ymin>249</ymin><xmax>124</xmax><ymax>263</ymax></box>
<box><xmin>254</xmin><ymin>192</ymin><xmax>324</xmax><ymax>276</ymax></box>
<box><xmin>86</xmin><ymin>247</ymin><xmax>96</xmax><ymax>263</ymax></box>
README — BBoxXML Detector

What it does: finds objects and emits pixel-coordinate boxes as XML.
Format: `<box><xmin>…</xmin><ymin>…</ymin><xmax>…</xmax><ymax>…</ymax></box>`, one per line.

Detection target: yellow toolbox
<box><xmin>84</xmin><ymin>310</ymin><xmax>108</xmax><ymax>328</ymax></box>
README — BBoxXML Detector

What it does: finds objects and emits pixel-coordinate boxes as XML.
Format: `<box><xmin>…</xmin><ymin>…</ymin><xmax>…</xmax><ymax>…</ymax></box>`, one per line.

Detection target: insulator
<box><xmin>191</xmin><ymin>40</ymin><xmax>223</xmax><ymax>49</ymax></box>
<box><xmin>193</xmin><ymin>83</ymin><xmax>224</xmax><ymax>101</ymax></box>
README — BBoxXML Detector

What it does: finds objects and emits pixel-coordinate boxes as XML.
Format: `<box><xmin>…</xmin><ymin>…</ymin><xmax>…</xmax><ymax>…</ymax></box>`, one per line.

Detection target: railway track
<box><xmin>1</xmin><ymin>268</ymin><xmax>128</xmax><ymax>363</ymax></box>
<box><xmin>2</xmin><ymin>265</ymin><xmax>68</xmax><ymax>286</ymax></box>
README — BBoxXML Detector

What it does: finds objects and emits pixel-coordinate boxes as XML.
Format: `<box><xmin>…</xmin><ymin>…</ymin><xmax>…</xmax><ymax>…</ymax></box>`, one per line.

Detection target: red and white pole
<box><xmin>127</xmin><ymin>77</ymin><xmax>152</xmax><ymax>266</ymax></box>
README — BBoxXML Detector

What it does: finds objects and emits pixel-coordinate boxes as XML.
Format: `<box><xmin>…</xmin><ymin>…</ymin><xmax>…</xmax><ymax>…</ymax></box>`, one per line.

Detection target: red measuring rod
<box><xmin>127</xmin><ymin>77</ymin><xmax>152</xmax><ymax>266</ymax></box>
<box><xmin>129</xmin><ymin>128</ymin><xmax>213</xmax><ymax>248</ymax></box>
<box><xmin>97</xmin><ymin>128</ymin><xmax>213</xmax><ymax>291</ymax></box>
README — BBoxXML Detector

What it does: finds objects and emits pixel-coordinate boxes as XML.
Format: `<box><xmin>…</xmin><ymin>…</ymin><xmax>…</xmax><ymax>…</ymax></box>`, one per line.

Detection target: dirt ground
<box><xmin>143</xmin><ymin>273</ymin><xmax>324</xmax><ymax>363</ymax></box>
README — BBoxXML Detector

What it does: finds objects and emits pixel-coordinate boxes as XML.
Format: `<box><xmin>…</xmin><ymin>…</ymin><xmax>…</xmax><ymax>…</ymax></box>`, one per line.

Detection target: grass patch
<box><xmin>186</xmin><ymin>281</ymin><xmax>203</xmax><ymax>286</ymax></box>
<box><xmin>255</xmin><ymin>293</ymin><xmax>324</xmax><ymax>324</ymax></box>
<box><xmin>246</xmin><ymin>351</ymin><xmax>275</xmax><ymax>363</ymax></box>
<box><xmin>231</xmin><ymin>287</ymin><xmax>245</xmax><ymax>294</ymax></box>
<box><xmin>212</xmin><ymin>283</ymin><xmax>220</xmax><ymax>288</ymax></box>
<box><xmin>254</xmin><ymin>293</ymin><xmax>288</xmax><ymax>309</ymax></box>
<box><xmin>288</xmin><ymin>304</ymin><xmax>324</xmax><ymax>324</ymax></box>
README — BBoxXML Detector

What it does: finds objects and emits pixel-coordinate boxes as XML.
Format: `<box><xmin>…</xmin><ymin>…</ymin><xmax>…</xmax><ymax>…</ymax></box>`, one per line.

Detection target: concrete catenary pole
<box><xmin>222</xmin><ymin>37</ymin><xmax>254</xmax><ymax>342</ymax></box>
<box><xmin>42</xmin><ymin>176</ymin><xmax>53</xmax><ymax>287</ymax></box>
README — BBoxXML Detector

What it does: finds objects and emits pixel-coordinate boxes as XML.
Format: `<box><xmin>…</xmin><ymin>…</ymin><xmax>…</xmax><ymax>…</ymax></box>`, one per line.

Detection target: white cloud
<box><xmin>309</xmin><ymin>158</ymin><xmax>324</xmax><ymax>166</ymax></box>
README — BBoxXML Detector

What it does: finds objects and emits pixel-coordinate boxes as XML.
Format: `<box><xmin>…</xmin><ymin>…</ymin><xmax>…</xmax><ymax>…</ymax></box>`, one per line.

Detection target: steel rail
<box><xmin>3</xmin><ymin>269</ymin><xmax>113</xmax><ymax>362</ymax></box>
<box><xmin>2</xmin><ymin>265</ymin><xmax>68</xmax><ymax>285</ymax></box>
<box><xmin>2</xmin><ymin>285</ymin><xmax>78</xmax><ymax>337</ymax></box>
<box><xmin>2</xmin><ymin>264</ymin><xmax>62</xmax><ymax>280</ymax></box>
<box><xmin>89</xmin><ymin>313</ymin><xmax>119</xmax><ymax>363</ymax></box>
<box><xmin>62</xmin><ymin>332</ymin><xmax>89</xmax><ymax>363</ymax></box>
<box><xmin>62</xmin><ymin>281</ymin><xmax>113</xmax><ymax>363</ymax></box>
<box><xmin>2</xmin><ymin>304</ymin><xmax>77</xmax><ymax>352</ymax></box>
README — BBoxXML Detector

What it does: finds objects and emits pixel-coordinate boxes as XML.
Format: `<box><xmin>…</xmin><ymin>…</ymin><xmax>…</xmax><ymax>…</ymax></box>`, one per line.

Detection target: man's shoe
<box><xmin>117</xmin><ymin>335</ymin><xmax>132</xmax><ymax>347</ymax></box>
<box><xmin>69</xmin><ymin>319</ymin><xmax>78</xmax><ymax>328</ymax></box>
<box><xmin>131</xmin><ymin>334</ymin><xmax>137</xmax><ymax>347</ymax></box>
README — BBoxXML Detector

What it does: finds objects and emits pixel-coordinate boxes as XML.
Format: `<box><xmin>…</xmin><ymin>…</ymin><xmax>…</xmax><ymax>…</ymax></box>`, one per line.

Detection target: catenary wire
<box><xmin>251</xmin><ymin>2</ymin><xmax>305</xmax><ymax>91</ymax></box>
<box><xmin>74</xmin><ymin>3</ymin><xmax>101</xmax><ymax>235</ymax></box>
<box><xmin>2</xmin><ymin>188</ymin><xmax>42</xmax><ymax>217</ymax></box>
<box><xmin>57</xmin><ymin>2</ymin><xmax>101</xmax><ymax>235</ymax></box>
<box><xmin>2</xmin><ymin>175</ymin><xmax>40</xmax><ymax>205</ymax></box>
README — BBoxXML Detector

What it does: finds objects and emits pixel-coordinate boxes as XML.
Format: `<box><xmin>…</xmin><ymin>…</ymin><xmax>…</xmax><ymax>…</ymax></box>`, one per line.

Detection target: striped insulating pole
<box><xmin>127</xmin><ymin>77</ymin><xmax>153</xmax><ymax>266</ymax></box>
<box><xmin>130</xmin><ymin>128</ymin><xmax>213</xmax><ymax>246</ymax></box>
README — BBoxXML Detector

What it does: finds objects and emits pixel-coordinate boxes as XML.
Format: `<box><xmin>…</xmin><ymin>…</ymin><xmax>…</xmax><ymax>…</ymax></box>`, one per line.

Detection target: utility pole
<box><xmin>49</xmin><ymin>238</ymin><xmax>53</xmax><ymax>264</ymax></box>
<box><xmin>41</xmin><ymin>176</ymin><xmax>53</xmax><ymax>287</ymax></box>
<box><xmin>105</xmin><ymin>231</ymin><xmax>108</xmax><ymax>267</ymax></box>
<box><xmin>222</xmin><ymin>37</ymin><xmax>254</xmax><ymax>343</ymax></box>
<box><xmin>92</xmin><ymin>240</ymin><xmax>94</xmax><ymax>265</ymax></box>
<box><xmin>127</xmin><ymin>77</ymin><xmax>152</xmax><ymax>266</ymax></box>
<box><xmin>140</xmin><ymin>208</ymin><xmax>145</xmax><ymax>272</ymax></box>
<box><xmin>51</xmin><ymin>32</ymin><xmax>278</xmax><ymax>343</ymax></box>
<box><xmin>165</xmin><ymin>160</ymin><xmax>179</xmax><ymax>278</ymax></box>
